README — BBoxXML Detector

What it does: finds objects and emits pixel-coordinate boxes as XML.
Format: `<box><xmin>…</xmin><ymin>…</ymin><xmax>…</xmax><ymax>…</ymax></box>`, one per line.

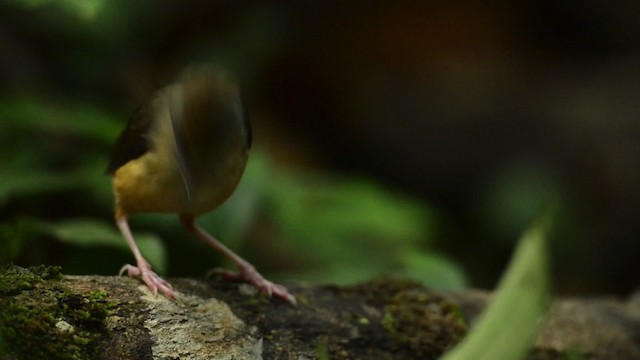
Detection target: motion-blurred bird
<box><xmin>106</xmin><ymin>65</ymin><xmax>295</xmax><ymax>304</ymax></box>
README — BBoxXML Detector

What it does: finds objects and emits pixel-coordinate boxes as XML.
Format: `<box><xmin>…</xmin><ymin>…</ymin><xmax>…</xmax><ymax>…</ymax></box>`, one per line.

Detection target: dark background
<box><xmin>1</xmin><ymin>1</ymin><xmax>639</xmax><ymax>295</ymax></box>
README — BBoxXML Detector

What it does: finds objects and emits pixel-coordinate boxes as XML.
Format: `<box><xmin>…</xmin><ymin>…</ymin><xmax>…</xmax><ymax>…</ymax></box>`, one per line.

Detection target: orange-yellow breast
<box><xmin>113</xmin><ymin>143</ymin><xmax>248</xmax><ymax>217</ymax></box>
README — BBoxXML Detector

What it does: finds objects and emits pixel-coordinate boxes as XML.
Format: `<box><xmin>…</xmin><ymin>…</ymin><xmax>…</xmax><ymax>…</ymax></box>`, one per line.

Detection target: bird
<box><xmin>105</xmin><ymin>65</ymin><xmax>295</xmax><ymax>304</ymax></box>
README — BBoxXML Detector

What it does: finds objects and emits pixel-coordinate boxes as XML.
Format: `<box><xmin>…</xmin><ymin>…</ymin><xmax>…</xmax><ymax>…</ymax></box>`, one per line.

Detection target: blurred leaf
<box><xmin>402</xmin><ymin>251</ymin><xmax>468</xmax><ymax>290</ymax></box>
<box><xmin>0</xmin><ymin>170</ymin><xmax>80</xmax><ymax>205</ymax></box>
<box><xmin>272</xmin><ymin>174</ymin><xmax>429</xmax><ymax>246</ymax></box>
<box><xmin>49</xmin><ymin>219</ymin><xmax>126</xmax><ymax>247</ymax></box>
<box><xmin>477</xmin><ymin>163</ymin><xmax>563</xmax><ymax>242</ymax></box>
<box><xmin>0</xmin><ymin>95</ymin><xmax>119</xmax><ymax>210</ymax></box>
<box><xmin>6</xmin><ymin>0</ymin><xmax>106</xmax><ymax>21</ymax></box>
<box><xmin>0</xmin><ymin>95</ymin><xmax>121</xmax><ymax>145</ymax></box>
<box><xmin>260</xmin><ymin>168</ymin><xmax>466</xmax><ymax>288</ymax></box>
<box><xmin>441</xmin><ymin>218</ymin><xmax>550</xmax><ymax>360</ymax></box>
<box><xmin>35</xmin><ymin>218</ymin><xmax>167</xmax><ymax>273</ymax></box>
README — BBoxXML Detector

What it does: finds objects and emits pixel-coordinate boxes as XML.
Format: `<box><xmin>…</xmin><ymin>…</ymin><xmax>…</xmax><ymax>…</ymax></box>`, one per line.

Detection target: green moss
<box><xmin>347</xmin><ymin>278</ymin><xmax>467</xmax><ymax>358</ymax></box>
<box><xmin>336</xmin><ymin>277</ymin><xmax>467</xmax><ymax>358</ymax></box>
<box><xmin>316</xmin><ymin>342</ymin><xmax>330</xmax><ymax>360</ymax></box>
<box><xmin>0</xmin><ymin>264</ymin><xmax>61</xmax><ymax>296</ymax></box>
<box><xmin>0</xmin><ymin>265</ymin><xmax>111</xmax><ymax>360</ymax></box>
<box><xmin>381</xmin><ymin>311</ymin><xmax>396</xmax><ymax>335</ymax></box>
<box><xmin>382</xmin><ymin>291</ymin><xmax>467</xmax><ymax>357</ymax></box>
<box><xmin>559</xmin><ymin>348</ymin><xmax>585</xmax><ymax>360</ymax></box>
<box><xmin>86</xmin><ymin>290</ymin><xmax>108</xmax><ymax>301</ymax></box>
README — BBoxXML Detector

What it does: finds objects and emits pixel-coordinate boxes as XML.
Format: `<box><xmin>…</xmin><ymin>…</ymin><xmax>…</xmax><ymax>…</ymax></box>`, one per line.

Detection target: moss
<box><xmin>382</xmin><ymin>291</ymin><xmax>467</xmax><ymax>357</ymax></box>
<box><xmin>345</xmin><ymin>277</ymin><xmax>467</xmax><ymax>358</ymax></box>
<box><xmin>86</xmin><ymin>290</ymin><xmax>108</xmax><ymax>301</ymax></box>
<box><xmin>212</xmin><ymin>277</ymin><xmax>468</xmax><ymax>359</ymax></box>
<box><xmin>0</xmin><ymin>265</ymin><xmax>112</xmax><ymax>360</ymax></box>
<box><xmin>0</xmin><ymin>264</ymin><xmax>61</xmax><ymax>296</ymax></box>
<box><xmin>348</xmin><ymin>277</ymin><xmax>423</xmax><ymax>305</ymax></box>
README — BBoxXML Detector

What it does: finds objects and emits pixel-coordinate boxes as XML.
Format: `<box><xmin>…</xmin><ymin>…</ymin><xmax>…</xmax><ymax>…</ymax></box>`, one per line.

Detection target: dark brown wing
<box><xmin>105</xmin><ymin>103</ymin><xmax>153</xmax><ymax>175</ymax></box>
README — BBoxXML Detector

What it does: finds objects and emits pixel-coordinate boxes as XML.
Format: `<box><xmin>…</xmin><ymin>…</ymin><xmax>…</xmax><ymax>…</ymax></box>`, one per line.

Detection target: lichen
<box><xmin>0</xmin><ymin>265</ymin><xmax>112</xmax><ymax>360</ymax></box>
<box><xmin>138</xmin><ymin>286</ymin><xmax>262</xmax><ymax>360</ymax></box>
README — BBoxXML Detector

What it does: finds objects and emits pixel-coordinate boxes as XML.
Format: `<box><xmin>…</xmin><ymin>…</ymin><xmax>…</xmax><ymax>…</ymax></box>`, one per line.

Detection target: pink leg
<box><xmin>116</xmin><ymin>215</ymin><xmax>175</xmax><ymax>300</ymax></box>
<box><xmin>180</xmin><ymin>215</ymin><xmax>296</xmax><ymax>305</ymax></box>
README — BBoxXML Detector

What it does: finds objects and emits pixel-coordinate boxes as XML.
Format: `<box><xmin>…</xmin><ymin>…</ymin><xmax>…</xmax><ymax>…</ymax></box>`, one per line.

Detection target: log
<box><xmin>1</xmin><ymin>265</ymin><xmax>639</xmax><ymax>359</ymax></box>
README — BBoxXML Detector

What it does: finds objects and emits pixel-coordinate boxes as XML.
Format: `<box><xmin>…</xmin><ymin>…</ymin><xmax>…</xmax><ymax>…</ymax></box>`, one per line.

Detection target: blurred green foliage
<box><xmin>5</xmin><ymin>0</ymin><xmax>105</xmax><ymax>21</ymax></box>
<box><xmin>0</xmin><ymin>92</ymin><xmax>467</xmax><ymax>289</ymax></box>
<box><xmin>266</xmin><ymin>170</ymin><xmax>467</xmax><ymax>287</ymax></box>
<box><xmin>0</xmin><ymin>1</ymin><xmax>468</xmax><ymax>288</ymax></box>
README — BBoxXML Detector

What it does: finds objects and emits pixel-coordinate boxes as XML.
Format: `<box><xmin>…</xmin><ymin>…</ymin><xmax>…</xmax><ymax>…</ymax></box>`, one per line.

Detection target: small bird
<box><xmin>106</xmin><ymin>65</ymin><xmax>295</xmax><ymax>304</ymax></box>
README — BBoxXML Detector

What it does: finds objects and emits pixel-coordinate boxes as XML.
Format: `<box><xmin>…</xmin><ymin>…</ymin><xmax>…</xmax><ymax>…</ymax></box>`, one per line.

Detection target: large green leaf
<box><xmin>441</xmin><ymin>219</ymin><xmax>550</xmax><ymax>360</ymax></box>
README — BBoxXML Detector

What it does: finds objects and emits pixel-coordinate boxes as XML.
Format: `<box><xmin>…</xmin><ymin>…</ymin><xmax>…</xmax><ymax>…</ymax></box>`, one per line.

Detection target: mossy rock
<box><xmin>0</xmin><ymin>266</ymin><xmax>468</xmax><ymax>360</ymax></box>
<box><xmin>0</xmin><ymin>265</ymin><xmax>113</xmax><ymax>360</ymax></box>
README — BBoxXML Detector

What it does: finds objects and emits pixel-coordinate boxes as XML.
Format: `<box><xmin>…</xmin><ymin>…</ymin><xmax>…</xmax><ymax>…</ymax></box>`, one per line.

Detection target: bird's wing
<box><xmin>168</xmin><ymin>85</ymin><xmax>195</xmax><ymax>207</ymax></box>
<box><xmin>105</xmin><ymin>103</ymin><xmax>153</xmax><ymax>175</ymax></box>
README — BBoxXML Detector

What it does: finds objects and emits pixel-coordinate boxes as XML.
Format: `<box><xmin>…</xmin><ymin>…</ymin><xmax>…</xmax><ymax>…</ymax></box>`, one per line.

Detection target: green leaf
<box><xmin>0</xmin><ymin>96</ymin><xmax>122</xmax><ymax>145</ymax></box>
<box><xmin>270</xmin><ymin>174</ymin><xmax>430</xmax><ymax>251</ymax></box>
<box><xmin>0</xmin><ymin>170</ymin><xmax>80</xmax><ymax>205</ymax></box>
<box><xmin>441</xmin><ymin>218</ymin><xmax>550</xmax><ymax>360</ymax></box>
<box><xmin>50</xmin><ymin>219</ymin><xmax>127</xmax><ymax>247</ymax></box>
<box><xmin>39</xmin><ymin>219</ymin><xmax>167</xmax><ymax>273</ymax></box>
<box><xmin>5</xmin><ymin>0</ymin><xmax>106</xmax><ymax>21</ymax></box>
<box><xmin>402</xmin><ymin>251</ymin><xmax>468</xmax><ymax>290</ymax></box>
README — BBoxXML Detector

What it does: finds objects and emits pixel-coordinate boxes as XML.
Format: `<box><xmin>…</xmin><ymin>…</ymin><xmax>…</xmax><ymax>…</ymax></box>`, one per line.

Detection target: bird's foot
<box><xmin>207</xmin><ymin>266</ymin><xmax>296</xmax><ymax>305</ymax></box>
<box><xmin>119</xmin><ymin>262</ymin><xmax>175</xmax><ymax>300</ymax></box>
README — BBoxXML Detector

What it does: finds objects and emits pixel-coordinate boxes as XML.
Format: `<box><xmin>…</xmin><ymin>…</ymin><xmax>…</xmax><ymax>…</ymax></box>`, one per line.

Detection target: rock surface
<box><xmin>1</xmin><ymin>265</ymin><xmax>640</xmax><ymax>359</ymax></box>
